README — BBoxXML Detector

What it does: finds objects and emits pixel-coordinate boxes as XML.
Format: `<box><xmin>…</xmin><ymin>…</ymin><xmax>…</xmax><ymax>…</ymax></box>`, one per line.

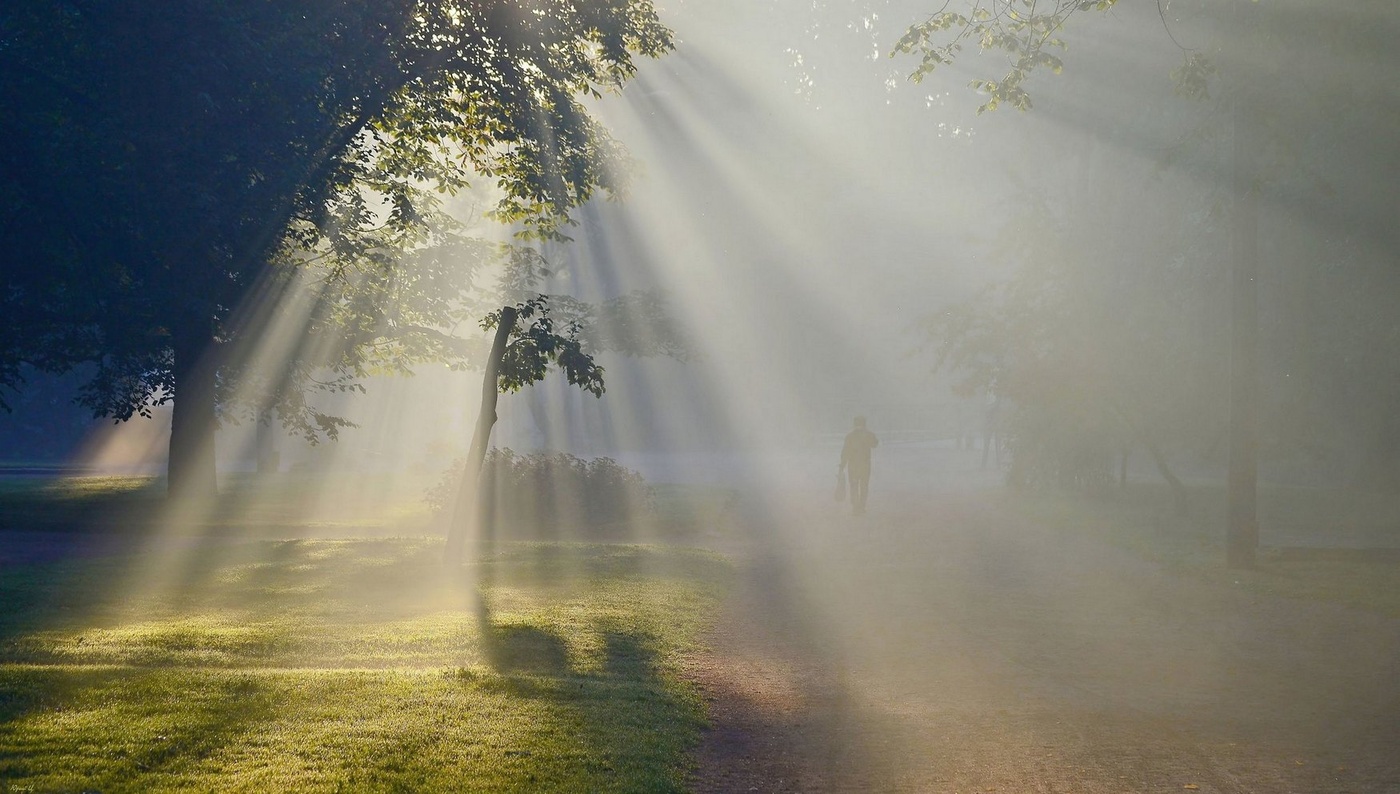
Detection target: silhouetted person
<box><xmin>840</xmin><ymin>416</ymin><xmax>879</xmax><ymax>515</ymax></box>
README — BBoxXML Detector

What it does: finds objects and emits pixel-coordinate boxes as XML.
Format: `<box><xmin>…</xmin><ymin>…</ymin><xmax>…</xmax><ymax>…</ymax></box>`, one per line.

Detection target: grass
<box><xmin>643</xmin><ymin>484</ymin><xmax>741</xmax><ymax>543</ymax></box>
<box><xmin>0</xmin><ymin>471</ymin><xmax>442</xmax><ymax>537</ymax></box>
<box><xmin>0</xmin><ymin>474</ymin><xmax>740</xmax><ymax>544</ymax></box>
<box><xmin>1008</xmin><ymin>481</ymin><xmax>1400</xmax><ymax>617</ymax></box>
<box><xmin>0</xmin><ymin>475</ymin><xmax>166</xmax><ymax>534</ymax></box>
<box><xmin>0</xmin><ymin>477</ymin><xmax>733</xmax><ymax>792</ymax></box>
<box><xmin>0</xmin><ymin>476</ymin><xmax>431</xmax><ymax>537</ymax></box>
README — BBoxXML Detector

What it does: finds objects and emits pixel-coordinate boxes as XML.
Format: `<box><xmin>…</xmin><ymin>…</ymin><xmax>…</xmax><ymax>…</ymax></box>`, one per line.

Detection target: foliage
<box><xmin>489</xmin><ymin>298</ymin><xmax>607</xmax><ymax>398</ymax></box>
<box><xmin>899</xmin><ymin>0</ymin><xmax>1400</xmax><ymax>492</ymax></box>
<box><xmin>917</xmin><ymin>177</ymin><xmax>1225</xmax><ymax>491</ymax></box>
<box><xmin>428</xmin><ymin>450</ymin><xmax>651</xmax><ymax>537</ymax></box>
<box><xmin>495</xmin><ymin>247</ymin><xmax>695</xmax><ymax>363</ymax></box>
<box><xmin>892</xmin><ymin>1</ymin><xmax>1222</xmax><ymax>112</ymax></box>
<box><xmin>893</xmin><ymin>0</ymin><xmax>1114</xmax><ymax>113</ymax></box>
<box><xmin>921</xmin><ymin>270</ymin><xmax>1121</xmax><ymax>489</ymax></box>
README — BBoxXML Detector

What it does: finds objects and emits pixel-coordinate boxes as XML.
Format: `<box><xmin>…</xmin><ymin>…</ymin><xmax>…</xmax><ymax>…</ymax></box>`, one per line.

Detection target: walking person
<box><xmin>839</xmin><ymin>416</ymin><xmax>879</xmax><ymax>515</ymax></box>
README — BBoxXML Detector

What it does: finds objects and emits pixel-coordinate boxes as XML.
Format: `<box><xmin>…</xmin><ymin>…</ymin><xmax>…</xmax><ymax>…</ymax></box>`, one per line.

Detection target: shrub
<box><xmin>426</xmin><ymin>449</ymin><xmax>651</xmax><ymax>538</ymax></box>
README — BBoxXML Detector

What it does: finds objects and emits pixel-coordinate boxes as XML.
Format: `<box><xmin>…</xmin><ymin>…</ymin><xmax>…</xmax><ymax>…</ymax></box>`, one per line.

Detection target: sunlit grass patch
<box><xmin>1</xmin><ymin>665</ymin><xmax>695</xmax><ymax>791</ymax></box>
<box><xmin>0</xmin><ymin>539</ymin><xmax>729</xmax><ymax>791</ymax></box>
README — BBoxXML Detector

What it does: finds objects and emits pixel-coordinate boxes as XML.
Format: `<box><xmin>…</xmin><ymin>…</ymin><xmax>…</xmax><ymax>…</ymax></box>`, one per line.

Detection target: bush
<box><xmin>427</xmin><ymin>449</ymin><xmax>651</xmax><ymax>538</ymax></box>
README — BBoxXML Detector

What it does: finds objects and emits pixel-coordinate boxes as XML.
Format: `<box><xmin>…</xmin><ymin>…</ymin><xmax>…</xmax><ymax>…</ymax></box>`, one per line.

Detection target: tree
<box><xmin>917</xmin><ymin>165</ymin><xmax>1221</xmax><ymax>511</ymax></box>
<box><xmin>0</xmin><ymin>0</ymin><xmax>671</xmax><ymax>500</ymax></box>
<box><xmin>443</xmin><ymin>297</ymin><xmax>605</xmax><ymax>564</ymax></box>
<box><xmin>896</xmin><ymin>0</ymin><xmax>1399</xmax><ymax>567</ymax></box>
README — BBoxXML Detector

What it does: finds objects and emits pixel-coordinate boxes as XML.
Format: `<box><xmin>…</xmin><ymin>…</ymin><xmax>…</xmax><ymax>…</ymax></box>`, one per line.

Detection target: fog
<box><xmin>5</xmin><ymin>0</ymin><xmax>1400</xmax><ymax>789</ymax></box>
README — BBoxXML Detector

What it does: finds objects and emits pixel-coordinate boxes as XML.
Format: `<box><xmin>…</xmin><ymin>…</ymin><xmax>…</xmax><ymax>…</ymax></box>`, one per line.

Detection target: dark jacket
<box><xmin>841</xmin><ymin>428</ymin><xmax>879</xmax><ymax>470</ymax></box>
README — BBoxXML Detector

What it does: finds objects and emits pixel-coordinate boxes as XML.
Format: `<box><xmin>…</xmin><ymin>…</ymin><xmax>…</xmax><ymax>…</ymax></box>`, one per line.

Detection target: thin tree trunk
<box><xmin>168</xmin><ymin>327</ymin><xmax>219</xmax><ymax>501</ymax></box>
<box><xmin>1111</xmin><ymin>404</ymin><xmax>1187</xmax><ymax>515</ymax></box>
<box><xmin>1119</xmin><ymin>441</ymin><xmax>1130</xmax><ymax>488</ymax></box>
<box><xmin>1141</xmin><ymin>435</ymin><xmax>1190</xmax><ymax>517</ymax></box>
<box><xmin>444</xmin><ymin>306</ymin><xmax>518</xmax><ymax>565</ymax></box>
<box><xmin>255</xmin><ymin>407</ymin><xmax>279</xmax><ymax>474</ymax></box>
<box><xmin>1227</xmin><ymin>82</ymin><xmax>1260</xmax><ymax>569</ymax></box>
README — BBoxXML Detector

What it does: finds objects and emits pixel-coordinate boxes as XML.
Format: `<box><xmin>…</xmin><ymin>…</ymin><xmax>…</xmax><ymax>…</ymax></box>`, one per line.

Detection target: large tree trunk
<box><xmin>168</xmin><ymin>327</ymin><xmax>219</xmax><ymax>501</ymax></box>
<box><xmin>444</xmin><ymin>306</ymin><xmax>518</xmax><ymax>565</ymax></box>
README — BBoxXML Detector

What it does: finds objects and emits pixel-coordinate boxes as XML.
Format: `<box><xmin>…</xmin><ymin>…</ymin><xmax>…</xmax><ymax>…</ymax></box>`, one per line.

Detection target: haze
<box><xmin>3</xmin><ymin>0</ymin><xmax>1398</xmax><ymax>790</ymax></box>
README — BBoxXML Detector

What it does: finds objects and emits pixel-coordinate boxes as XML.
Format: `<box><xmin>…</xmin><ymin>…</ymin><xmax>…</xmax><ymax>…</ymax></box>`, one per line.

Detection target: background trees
<box><xmin>899</xmin><ymin>0</ymin><xmax>1400</xmax><ymax>564</ymax></box>
<box><xmin>918</xmin><ymin>152</ymin><xmax>1223</xmax><ymax>510</ymax></box>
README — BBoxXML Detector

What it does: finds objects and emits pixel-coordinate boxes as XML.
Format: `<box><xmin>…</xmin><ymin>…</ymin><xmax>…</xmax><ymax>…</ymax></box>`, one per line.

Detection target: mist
<box><xmin>4</xmin><ymin>0</ymin><xmax>1400</xmax><ymax>790</ymax></box>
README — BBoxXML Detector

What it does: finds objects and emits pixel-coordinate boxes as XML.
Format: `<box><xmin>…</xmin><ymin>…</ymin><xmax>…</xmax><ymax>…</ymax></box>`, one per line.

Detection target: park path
<box><xmin>686</xmin><ymin>485</ymin><xmax>1400</xmax><ymax>793</ymax></box>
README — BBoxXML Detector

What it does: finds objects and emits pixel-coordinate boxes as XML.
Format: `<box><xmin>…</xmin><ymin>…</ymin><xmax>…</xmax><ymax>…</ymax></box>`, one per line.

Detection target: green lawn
<box><xmin>0</xmin><ymin>488</ymin><xmax>731</xmax><ymax>792</ymax></box>
<box><xmin>1010</xmin><ymin>481</ymin><xmax>1400</xmax><ymax>616</ymax></box>
<box><xmin>0</xmin><ymin>471</ymin><xmax>440</xmax><ymax>536</ymax></box>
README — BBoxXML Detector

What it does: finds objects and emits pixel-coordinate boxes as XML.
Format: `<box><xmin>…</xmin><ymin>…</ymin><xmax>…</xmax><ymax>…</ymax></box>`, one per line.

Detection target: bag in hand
<box><xmin>834</xmin><ymin>469</ymin><xmax>848</xmax><ymax>502</ymax></box>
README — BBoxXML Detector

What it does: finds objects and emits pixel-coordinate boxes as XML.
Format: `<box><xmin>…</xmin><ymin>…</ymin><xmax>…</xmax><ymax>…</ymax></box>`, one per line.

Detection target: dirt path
<box><xmin>687</xmin><ymin>489</ymin><xmax>1400</xmax><ymax>792</ymax></box>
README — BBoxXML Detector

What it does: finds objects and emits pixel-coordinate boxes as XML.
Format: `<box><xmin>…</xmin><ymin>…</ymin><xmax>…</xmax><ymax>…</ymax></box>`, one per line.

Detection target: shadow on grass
<box><xmin>460</xmin><ymin>613</ymin><xmax>700</xmax><ymax>791</ymax></box>
<box><xmin>1</xmin><ymin>530</ymin><xmax>720</xmax><ymax>790</ymax></box>
<box><xmin>481</xmin><ymin>623</ymin><xmax>571</xmax><ymax>675</ymax></box>
<box><xmin>0</xmin><ymin>476</ymin><xmax>165</xmax><ymax>534</ymax></box>
<box><xmin>443</xmin><ymin>529</ymin><xmax>708</xmax><ymax>790</ymax></box>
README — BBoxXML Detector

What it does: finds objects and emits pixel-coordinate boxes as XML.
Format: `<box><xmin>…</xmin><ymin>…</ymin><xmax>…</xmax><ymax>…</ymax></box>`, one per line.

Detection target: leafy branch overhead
<box><xmin>893</xmin><ymin>1</ymin><xmax>1226</xmax><ymax>112</ymax></box>
<box><xmin>893</xmin><ymin>0</ymin><xmax>1112</xmax><ymax>112</ymax></box>
<box><xmin>486</xmin><ymin>297</ymin><xmax>605</xmax><ymax>398</ymax></box>
<box><xmin>497</xmin><ymin>246</ymin><xmax>696</xmax><ymax>361</ymax></box>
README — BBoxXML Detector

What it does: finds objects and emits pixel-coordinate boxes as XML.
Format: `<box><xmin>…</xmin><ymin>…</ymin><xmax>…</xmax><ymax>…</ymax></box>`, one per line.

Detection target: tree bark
<box><xmin>444</xmin><ymin>306</ymin><xmax>518</xmax><ymax>565</ymax></box>
<box><xmin>168</xmin><ymin>326</ymin><xmax>219</xmax><ymax>501</ymax></box>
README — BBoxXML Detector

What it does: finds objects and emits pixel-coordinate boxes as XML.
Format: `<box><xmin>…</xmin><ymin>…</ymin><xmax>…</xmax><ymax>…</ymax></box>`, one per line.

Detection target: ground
<box><xmin>687</xmin><ymin>484</ymin><xmax>1400</xmax><ymax>793</ymax></box>
<box><xmin>4</xmin><ymin>460</ymin><xmax>1400</xmax><ymax>791</ymax></box>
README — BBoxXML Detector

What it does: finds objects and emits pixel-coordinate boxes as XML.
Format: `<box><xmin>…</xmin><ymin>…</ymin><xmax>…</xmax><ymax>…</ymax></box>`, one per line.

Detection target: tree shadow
<box><xmin>457</xmin><ymin>605</ymin><xmax>700</xmax><ymax>790</ymax></box>
<box><xmin>471</xmin><ymin>530</ymin><xmax>570</xmax><ymax>677</ymax></box>
<box><xmin>480</xmin><ymin>622</ymin><xmax>571</xmax><ymax>675</ymax></box>
<box><xmin>462</xmin><ymin>532</ymin><xmax>707</xmax><ymax>788</ymax></box>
